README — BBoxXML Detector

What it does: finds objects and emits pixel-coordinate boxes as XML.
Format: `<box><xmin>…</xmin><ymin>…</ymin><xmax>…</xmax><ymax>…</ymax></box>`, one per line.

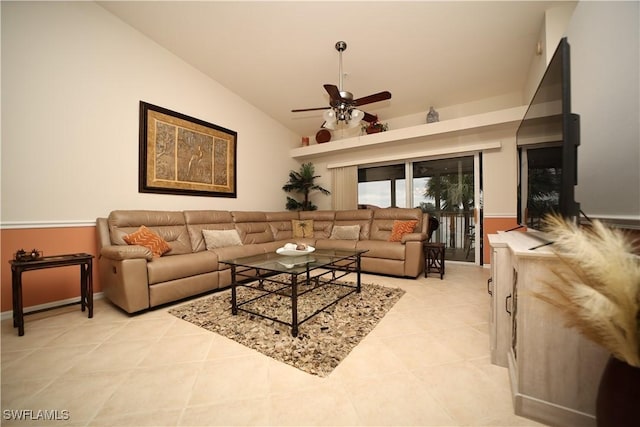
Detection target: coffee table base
<box><xmin>230</xmin><ymin>255</ymin><xmax>363</xmax><ymax>337</ymax></box>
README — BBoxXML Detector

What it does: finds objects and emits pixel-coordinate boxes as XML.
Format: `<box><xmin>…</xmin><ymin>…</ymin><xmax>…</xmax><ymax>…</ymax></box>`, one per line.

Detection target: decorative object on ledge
<box><xmin>427</xmin><ymin>106</ymin><xmax>439</xmax><ymax>123</ymax></box>
<box><xmin>139</xmin><ymin>101</ymin><xmax>237</xmax><ymax>198</ymax></box>
<box><xmin>282</xmin><ymin>162</ymin><xmax>330</xmax><ymax>211</ymax></box>
<box><xmin>315</xmin><ymin>128</ymin><xmax>332</xmax><ymax>144</ymax></box>
<box><xmin>14</xmin><ymin>249</ymin><xmax>42</xmax><ymax>262</ymax></box>
<box><xmin>533</xmin><ymin>214</ymin><xmax>640</xmax><ymax>426</ymax></box>
<box><xmin>301</xmin><ymin>136</ymin><xmax>310</xmax><ymax>147</ymax></box>
<box><xmin>361</xmin><ymin>115</ymin><xmax>388</xmax><ymax>134</ymax></box>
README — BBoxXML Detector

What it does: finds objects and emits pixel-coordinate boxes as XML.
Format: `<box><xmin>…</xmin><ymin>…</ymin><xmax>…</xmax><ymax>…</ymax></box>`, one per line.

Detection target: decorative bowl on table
<box><xmin>276</xmin><ymin>243</ymin><xmax>315</xmax><ymax>256</ymax></box>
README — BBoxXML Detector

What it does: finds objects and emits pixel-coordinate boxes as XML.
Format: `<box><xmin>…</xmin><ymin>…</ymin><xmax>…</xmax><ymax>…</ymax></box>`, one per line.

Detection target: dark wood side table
<box><xmin>424</xmin><ymin>242</ymin><xmax>445</xmax><ymax>279</ymax></box>
<box><xmin>9</xmin><ymin>253</ymin><xmax>94</xmax><ymax>336</ymax></box>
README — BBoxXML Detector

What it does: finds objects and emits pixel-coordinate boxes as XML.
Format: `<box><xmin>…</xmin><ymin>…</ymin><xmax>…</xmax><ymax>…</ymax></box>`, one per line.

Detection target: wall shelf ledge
<box><xmin>290</xmin><ymin>106</ymin><xmax>526</xmax><ymax>160</ymax></box>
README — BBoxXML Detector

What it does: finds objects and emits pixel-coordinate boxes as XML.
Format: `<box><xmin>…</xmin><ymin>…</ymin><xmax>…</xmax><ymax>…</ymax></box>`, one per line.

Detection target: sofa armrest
<box><xmin>100</xmin><ymin>245</ymin><xmax>153</xmax><ymax>261</ymax></box>
<box><xmin>401</xmin><ymin>232</ymin><xmax>427</xmax><ymax>244</ymax></box>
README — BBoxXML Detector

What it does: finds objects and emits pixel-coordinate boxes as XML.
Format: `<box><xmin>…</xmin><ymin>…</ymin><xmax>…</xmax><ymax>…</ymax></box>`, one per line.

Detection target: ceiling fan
<box><xmin>292</xmin><ymin>41</ymin><xmax>392</xmax><ymax>142</ymax></box>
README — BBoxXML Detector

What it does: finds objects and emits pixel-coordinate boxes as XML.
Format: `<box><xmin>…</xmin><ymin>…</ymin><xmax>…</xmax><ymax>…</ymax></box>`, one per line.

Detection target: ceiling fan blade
<box><xmin>291</xmin><ymin>107</ymin><xmax>329</xmax><ymax>112</ymax></box>
<box><xmin>354</xmin><ymin>91</ymin><xmax>392</xmax><ymax>106</ymax></box>
<box><xmin>324</xmin><ymin>84</ymin><xmax>343</xmax><ymax>102</ymax></box>
<box><xmin>363</xmin><ymin>112</ymin><xmax>377</xmax><ymax>123</ymax></box>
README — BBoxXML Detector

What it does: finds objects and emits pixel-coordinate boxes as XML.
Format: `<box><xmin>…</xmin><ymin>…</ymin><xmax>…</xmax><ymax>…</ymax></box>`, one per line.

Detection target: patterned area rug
<box><xmin>169</xmin><ymin>275</ymin><xmax>405</xmax><ymax>377</ymax></box>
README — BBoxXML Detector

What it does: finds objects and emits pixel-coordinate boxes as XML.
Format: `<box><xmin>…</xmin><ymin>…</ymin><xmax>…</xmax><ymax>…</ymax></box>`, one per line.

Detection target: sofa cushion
<box><xmin>211</xmin><ymin>244</ymin><xmax>267</xmax><ymax>270</ymax></box>
<box><xmin>334</xmin><ymin>209</ymin><xmax>373</xmax><ymax>240</ymax></box>
<box><xmin>389</xmin><ymin>220</ymin><xmax>418</xmax><ymax>242</ymax></box>
<box><xmin>147</xmin><ymin>251</ymin><xmax>219</xmax><ymax>285</ymax></box>
<box><xmin>108</xmin><ymin>210</ymin><xmax>192</xmax><ymax>255</ymax></box>
<box><xmin>202</xmin><ymin>229</ymin><xmax>242</xmax><ymax>249</ymax></box>
<box><xmin>357</xmin><ymin>240</ymin><xmax>406</xmax><ymax>261</ymax></box>
<box><xmin>123</xmin><ymin>226</ymin><xmax>170</xmax><ymax>257</ymax></box>
<box><xmin>370</xmin><ymin>207</ymin><xmax>423</xmax><ymax>241</ymax></box>
<box><xmin>184</xmin><ymin>210</ymin><xmax>236</xmax><ymax>252</ymax></box>
<box><xmin>329</xmin><ymin>225</ymin><xmax>360</xmax><ymax>240</ymax></box>
<box><xmin>315</xmin><ymin>239</ymin><xmax>358</xmax><ymax>251</ymax></box>
<box><xmin>292</xmin><ymin>219</ymin><xmax>314</xmax><ymax>238</ymax></box>
<box><xmin>266</xmin><ymin>211</ymin><xmax>298</xmax><ymax>241</ymax></box>
<box><xmin>232</xmin><ymin>211</ymin><xmax>275</xmax><ymax>244</ymax></box>
<box><xmin>299</xmin><ymin>210</ymin><xmax>335</xmax><ymax>239</ymax></box>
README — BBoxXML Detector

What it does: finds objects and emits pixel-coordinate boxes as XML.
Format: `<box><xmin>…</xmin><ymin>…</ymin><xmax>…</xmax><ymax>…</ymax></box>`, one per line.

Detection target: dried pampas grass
<box><xmin>535</xmin><ymin>215</ymin><xmax>640</xmax><ymax>367</ymax></box>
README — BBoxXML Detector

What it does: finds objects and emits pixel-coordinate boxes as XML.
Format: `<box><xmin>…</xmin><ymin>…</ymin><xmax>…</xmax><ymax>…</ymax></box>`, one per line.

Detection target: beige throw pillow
<box><xmin>329</xmin><ymin>224</ymin><xmax>360</xmax><ymax>240</ymax></box>
<box><xmin>291</xmin><ymin>219</ymin><xmax>314</xmax><ymax>238</ymax></box>
<box><xmin>202</xmin><ymin>229</ymin><xmax>243</xmax><ymax>249</ymax></box>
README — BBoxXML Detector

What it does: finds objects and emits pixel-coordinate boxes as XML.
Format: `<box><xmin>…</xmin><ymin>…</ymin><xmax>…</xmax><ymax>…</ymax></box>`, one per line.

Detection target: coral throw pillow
<box><xmin>123</xmin><ymin>225</ymin><xmax>171</xmax><ymax>257</ymax></box>
<box><xmin>388</xmin><ymin>220</ymin><xmax>418</xmax><ymax>242</ymax></box>
<box><xmin>292</xmin><ymin>220</ymin><xmax>314</xmax><ymax>238</ymax></box>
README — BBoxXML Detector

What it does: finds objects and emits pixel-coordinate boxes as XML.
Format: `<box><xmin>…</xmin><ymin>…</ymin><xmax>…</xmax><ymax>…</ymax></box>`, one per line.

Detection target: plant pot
<box><xmin>596</xmin><ymin>356</ymin><xmax>640</xmax><ymax>427</ymax></box>
<box><xmin>365</xmin><ymin>127</ymin><xmax>382</xmax><ymax>134</ymax></box>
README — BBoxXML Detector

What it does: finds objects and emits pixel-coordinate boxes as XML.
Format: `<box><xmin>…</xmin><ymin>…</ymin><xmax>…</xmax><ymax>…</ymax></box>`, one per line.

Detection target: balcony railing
<box><xmin>429</xmin><ymin>210</ymin><xmax>475</xmax><ymax>262</ymax></box>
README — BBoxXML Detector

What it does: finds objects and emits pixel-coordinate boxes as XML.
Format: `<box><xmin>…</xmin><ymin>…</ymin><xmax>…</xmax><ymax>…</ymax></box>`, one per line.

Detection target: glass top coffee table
<box><xmin>220</xmin><ymin>248</ymin><xmax>367</xmax><ymax>337</ymax></box>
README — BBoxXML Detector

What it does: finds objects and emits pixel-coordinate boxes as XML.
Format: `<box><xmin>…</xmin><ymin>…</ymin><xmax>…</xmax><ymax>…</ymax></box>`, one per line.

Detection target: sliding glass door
<box><xmin>413</xmin><ymin>156</ymin><xmax>476</xmax><ymax>262</ymax></box>
<box><xmin>358</xmin><ymin>155</ymin><xmax>480</xmax><ymax>263</ymax></box>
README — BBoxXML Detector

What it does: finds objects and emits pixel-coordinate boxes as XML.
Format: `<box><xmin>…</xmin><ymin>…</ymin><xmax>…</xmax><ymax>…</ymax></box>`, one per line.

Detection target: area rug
<box><xmin>168</xmin><ymin>275</ymin><xmax>405</xmax><ymax>377</ymax></box>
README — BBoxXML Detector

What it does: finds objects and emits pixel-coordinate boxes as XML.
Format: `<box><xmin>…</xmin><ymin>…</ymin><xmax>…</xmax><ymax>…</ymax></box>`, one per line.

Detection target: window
<box><xmin>357</xmin><ymin>164</ymin><xmax>406</xmax><ymax>208</ymax></box>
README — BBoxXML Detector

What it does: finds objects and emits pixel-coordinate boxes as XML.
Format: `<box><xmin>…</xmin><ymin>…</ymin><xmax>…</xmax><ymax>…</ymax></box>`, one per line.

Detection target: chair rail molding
<box><xmin>1</xmin><ymin>220</ymin><xmax>96</xmax><ymax>229</ymax></box>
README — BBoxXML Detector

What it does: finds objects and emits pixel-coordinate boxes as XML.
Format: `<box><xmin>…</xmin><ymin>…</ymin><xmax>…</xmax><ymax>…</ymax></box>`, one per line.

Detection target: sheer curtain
<box><xmin>330</xmin><ymin>165</ymin><xmax>358</xmax><ymax>210</ymax></box>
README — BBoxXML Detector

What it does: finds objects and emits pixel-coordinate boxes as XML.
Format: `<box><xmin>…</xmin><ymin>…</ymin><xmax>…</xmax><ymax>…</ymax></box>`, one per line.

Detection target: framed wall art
<box><xmin>139</xmin><ymin>101</ymin><xmax>237</xmax><ymax>198</ymax></box>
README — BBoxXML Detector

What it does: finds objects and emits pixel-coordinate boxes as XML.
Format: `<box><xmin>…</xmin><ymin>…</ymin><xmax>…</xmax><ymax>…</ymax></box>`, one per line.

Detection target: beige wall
<box><xmin>567</xmin><ymin>1</ymin><xmax>639</xmax><ymax>221</ymax></box>
<box><xmin>1</xmin><ymin>1</ymin><xmax>300</xmax><ymax>225</ymax></box>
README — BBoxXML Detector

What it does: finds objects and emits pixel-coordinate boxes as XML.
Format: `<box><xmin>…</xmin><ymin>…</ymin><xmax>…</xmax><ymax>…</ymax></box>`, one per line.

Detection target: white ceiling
<box><xmin>98</xmin><ymin>1</ymin><xmax>575</xmax><ymax>137</ymax></box>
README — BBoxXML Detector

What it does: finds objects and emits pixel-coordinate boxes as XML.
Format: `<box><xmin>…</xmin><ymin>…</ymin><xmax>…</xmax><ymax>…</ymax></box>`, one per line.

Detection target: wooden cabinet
<box><xmin>488</xmin><ymin>234</ymin><xmax>512</xmax><ymax>367</ymax></box>
<box><xmin>489</xmin><ymin>231</ymin><xmax>609</xmax><ymax>427</ymax></box>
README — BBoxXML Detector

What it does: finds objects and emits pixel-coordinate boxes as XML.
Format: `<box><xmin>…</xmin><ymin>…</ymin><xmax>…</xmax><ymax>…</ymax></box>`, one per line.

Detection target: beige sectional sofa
<box><xmin>96</xmin><ymin>208</ymin><xmax>431</xmax><ymax>314</ymax></box>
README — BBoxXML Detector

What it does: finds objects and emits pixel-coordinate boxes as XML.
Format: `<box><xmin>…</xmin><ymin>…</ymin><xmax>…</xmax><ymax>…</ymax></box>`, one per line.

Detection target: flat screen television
<box><xmin>516</xmin><ymin>37</ymin><xmax>580</xmax><ymax>230</ymax></box>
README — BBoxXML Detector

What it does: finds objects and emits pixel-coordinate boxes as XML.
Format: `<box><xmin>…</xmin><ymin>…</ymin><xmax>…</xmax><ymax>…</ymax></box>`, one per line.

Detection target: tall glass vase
<box><xmin>596</xmin><ymin>356</ymin><xmax>640</xmax><ymax>427</ymax></box>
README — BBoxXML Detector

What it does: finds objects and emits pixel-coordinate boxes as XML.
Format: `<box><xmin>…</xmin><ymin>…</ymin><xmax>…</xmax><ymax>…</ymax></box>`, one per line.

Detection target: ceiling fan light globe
<box><xmin>323</xmin><ymin>108</ymin><xmax>337</xmax><ymax>121</ymax></box>
<box><xmin>323</xmin><ymin>109</ymin><xmax>338</xmax><ymax>129</ymax></box>
<box><xmin>347</xmin><ymin>109</ymin><xmax>364</xmax><ymax>128</ymax></box>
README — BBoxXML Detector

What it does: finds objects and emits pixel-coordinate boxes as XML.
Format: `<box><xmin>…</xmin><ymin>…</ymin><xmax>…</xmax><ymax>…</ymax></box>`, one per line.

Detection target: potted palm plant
<box><xmin>282</xmin><ymin>162</ymin><xmax>330</xmax><ymax>211</ymax></box>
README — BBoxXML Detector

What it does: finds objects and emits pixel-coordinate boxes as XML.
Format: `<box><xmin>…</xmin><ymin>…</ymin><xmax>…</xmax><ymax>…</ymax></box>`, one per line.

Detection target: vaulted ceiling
<box><xmin>99</xmin><ymin>1</ymin><xmax>575</xmax><ymax>137</ymax></box>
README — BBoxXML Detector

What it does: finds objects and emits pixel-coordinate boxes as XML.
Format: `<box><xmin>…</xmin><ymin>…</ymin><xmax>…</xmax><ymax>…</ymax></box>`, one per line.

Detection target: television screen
<box><xmin>516</xmin><ymin>37</ymin><xmax>579</xmax><ymax>228</ymax></box>
<box><xmin>518</xmin><ymin>145</ymin><xmax>562</xmax><ymax>229</ymax></box>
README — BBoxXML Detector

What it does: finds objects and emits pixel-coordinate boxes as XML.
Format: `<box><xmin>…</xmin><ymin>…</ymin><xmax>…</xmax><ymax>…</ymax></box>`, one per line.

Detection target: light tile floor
<box><xmin>1</xmin><ymin>264</ymin><xmax>547</xmax><ymax>426</ymax></box>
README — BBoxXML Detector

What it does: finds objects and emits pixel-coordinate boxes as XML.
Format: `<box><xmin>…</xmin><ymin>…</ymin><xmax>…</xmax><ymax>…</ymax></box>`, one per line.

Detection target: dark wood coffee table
<box><xmin>220</xmin><ymin>248</ymin><xmax>367</xmax><ymax>337</ymax></box>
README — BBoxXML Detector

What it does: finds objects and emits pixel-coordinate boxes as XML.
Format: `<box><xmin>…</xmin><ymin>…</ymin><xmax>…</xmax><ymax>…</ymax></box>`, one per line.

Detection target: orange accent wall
<box><xmin>1</xmin><ymin>226</ymin><xmax>100</xmax><ymax>312</ymax></box>
<box><xmin>483</xmin><ymin>217</ymin><xmax>525</xmax><ymax>262</ymax></box>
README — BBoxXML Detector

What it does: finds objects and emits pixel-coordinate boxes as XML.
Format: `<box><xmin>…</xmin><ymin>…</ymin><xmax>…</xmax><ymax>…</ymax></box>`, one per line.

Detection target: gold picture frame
<box><xmin>139</xmin><ymin>101</ymin><xmax>237</xmax><ymax>198</ymax></box>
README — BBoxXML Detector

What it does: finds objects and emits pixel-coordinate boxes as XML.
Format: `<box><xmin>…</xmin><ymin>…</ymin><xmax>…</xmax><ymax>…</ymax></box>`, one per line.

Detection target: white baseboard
<box><xmin>1</xmin><ymin>292</ymin><xmax>104</xmax><ymax>321</ymax></box>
